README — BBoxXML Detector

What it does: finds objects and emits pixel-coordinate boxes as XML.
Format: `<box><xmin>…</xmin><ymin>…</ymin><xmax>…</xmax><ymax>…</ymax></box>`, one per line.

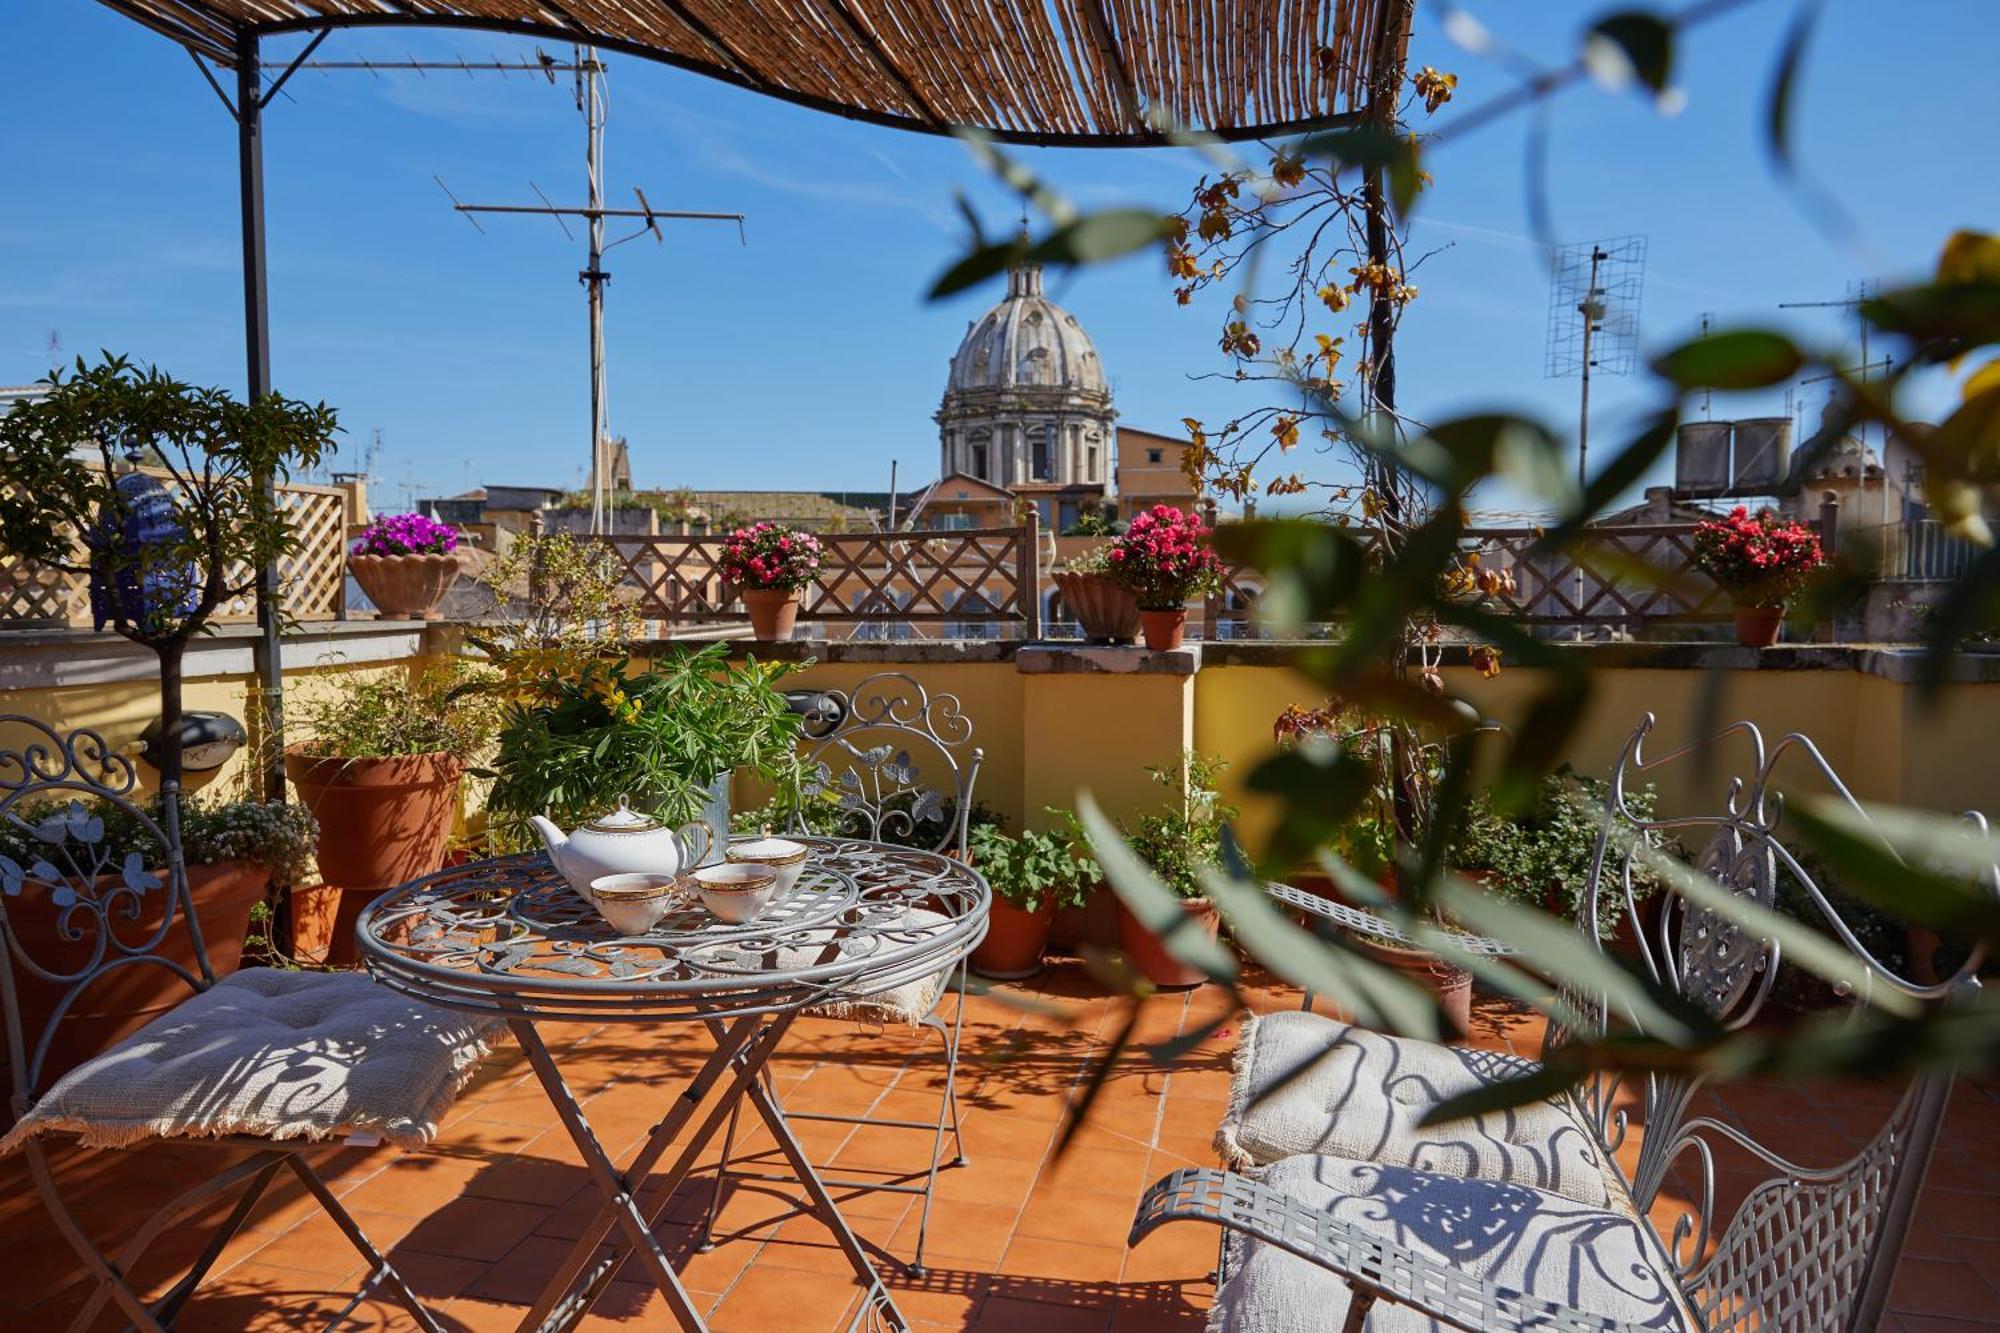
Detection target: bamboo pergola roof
<box><xmin>100</xmin><ymin>0</ymin><xmax>1400</xmax><ymax>146</ymax></box>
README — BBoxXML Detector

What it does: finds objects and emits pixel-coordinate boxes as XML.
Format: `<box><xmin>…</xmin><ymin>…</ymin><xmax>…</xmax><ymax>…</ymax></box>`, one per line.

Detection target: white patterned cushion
<box><xmin>0</xmin><ymin>968</ymin><xmax>497</xmax><ymax>1153</ymax></box>
<box><xmin>1219</xmin><ymin>1010</ymin><xmax>1620</xmax><ymax>1210</ymax></box>
<box><xmin>1209</xmin><ymin>1154</ymin><xmax>1694</xmax><ymax>1333</ymax></box>
<box><xmin>789</xmin><ymin>908</ymin><xmax>954</xmax><ymax>1026</ymax></box>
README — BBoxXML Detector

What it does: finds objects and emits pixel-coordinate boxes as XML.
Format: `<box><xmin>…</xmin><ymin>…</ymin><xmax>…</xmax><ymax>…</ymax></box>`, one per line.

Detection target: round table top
<box><xmin>355</xmin><ymin>836</ymin><xmax>990</xmax><ymax>1023</ymax></box>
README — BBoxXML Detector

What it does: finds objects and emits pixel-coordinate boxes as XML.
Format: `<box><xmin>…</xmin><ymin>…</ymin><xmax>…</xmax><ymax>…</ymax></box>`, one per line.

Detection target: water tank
<box><xmin>1675</xmin><ymin>421</ymin><xmax>1732</xmax><ymax>492</ymax></box>
<box><xmin>1732</xmin><ymin>417</ymin><xmax>1792</xmax><ymax>489</ymax></box>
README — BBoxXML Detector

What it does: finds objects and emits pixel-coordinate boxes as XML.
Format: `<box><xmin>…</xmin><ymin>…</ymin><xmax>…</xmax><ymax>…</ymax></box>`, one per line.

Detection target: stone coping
<box><xmin>5</xmin><ymin>621</ymin><xmax>1997</xmax><ymax>687</ymax></box>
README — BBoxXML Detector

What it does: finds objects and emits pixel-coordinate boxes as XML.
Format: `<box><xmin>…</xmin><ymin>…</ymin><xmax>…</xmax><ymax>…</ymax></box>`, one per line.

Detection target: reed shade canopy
<box><xmin>97</xmin><ymin>0</ymin><xmax>1401</xmax><ymax>146</ymax></box>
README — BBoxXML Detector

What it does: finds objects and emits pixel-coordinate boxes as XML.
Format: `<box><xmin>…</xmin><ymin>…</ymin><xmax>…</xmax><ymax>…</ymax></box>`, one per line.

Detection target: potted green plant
<box><xmin>0</xmin><ymin>793</ymin><xmax>316</xmax><ymax>1085</ymax></box>
<box><xmin>1512</xmin><ymin>770</ymin><xmax>1665</xmax><ymax>946</ymax></box>
<box><xmin>1105</xmin><ymin>504</ymin><xmax>1223</xmax><ymax>650</ymax></box>
<box><xmin>1052</xmin><ymin>545</ymin><xmax>1140</xmax><ymax>643</ymax></box>
<box><xmin>481</xmin><ymin>644</ymin><xmax>806</xmax><ymax>854</ymax></box>
<box><xmin>1119</xmin><ymin>752</ymin><xmax>1236</xmax><ymax>987</ymax></box>
<box><xmin>718</xmin><ymin>521</ymin><xmax>826</xmax><ymax>640</ymax></box>
<box><xmin>1691</xmin><ymin>506</ymin><xmax>1828</xmax><ymax>647</ymax></box>
<box><xmin>348</xmin><ymin>511</ymin><xmax>465</xmax><ymax>620</ymax></box>
<box><xmin>284</xmin><ymin>660</ymin><xmax>497</xmax><ymax>962</ymax></box>
<box><xmin>967</xmin><ymin>813</ymin><xmax>1097</xmax><ymax>979</ymax></box>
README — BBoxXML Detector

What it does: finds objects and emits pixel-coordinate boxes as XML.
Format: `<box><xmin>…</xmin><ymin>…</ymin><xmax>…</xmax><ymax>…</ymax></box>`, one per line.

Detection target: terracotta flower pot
<box><xmin>1115</xmin><ymin>897</ymin><xmax>1221</xmax><ymax>989</ymax></box>
<box><xmin>1139</xmin><ymin>607</ymin><xmax>1188</xmax><ymax>652</ymax></box>
<box><xmin>1053</xmin><ymin>570</ymin><xmax>1140</xmax><ymax>643</ymax></box>
<box><xmin>972</xmin><ymin>897</ymin><xmax>1057</xmax><ymax>980</ymax></box>
<box><xmin>285</xmin><ymin>747</ymin><xmax>463</xmax><ymax>963</ymax></box>
<box><xmin>741</xmin><ymin>587</ymin><xmax>801</xmax><ymax>641</ymax></box>
<box><xmin>3</xmin><ymin>860</ymin><xmax>269</xmax><ymax>1099</ymax></box>
<box><xmin>348</xmin><ymin>551</ymin><xmax>462</xmax><ymax>620</ymax></box>
<box><xmin>1733</xmin><ymin>603</ymin><xmax>1784</xmax><ymax>648</ymax></box>
<box><xmin>1351</xmin><ymin>932</ymin><xmax>1472</xmax><ymax>1038</ymax></box>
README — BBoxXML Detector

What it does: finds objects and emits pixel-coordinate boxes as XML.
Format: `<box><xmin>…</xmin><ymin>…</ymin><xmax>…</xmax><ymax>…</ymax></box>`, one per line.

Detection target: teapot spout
<box><xmin>528</xmin><ymin>815</ymin><xmax>568</xmax><ymax>862</ymax></box>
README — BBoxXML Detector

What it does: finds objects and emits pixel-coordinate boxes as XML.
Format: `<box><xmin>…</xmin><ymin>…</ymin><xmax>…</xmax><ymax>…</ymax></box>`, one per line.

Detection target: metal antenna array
<box><xmin>1545</xmin><ymin>236</ymin><xmax>1647</xmax><ymax>492</ymax></box>
<box><xmin>435</xmin><ymin>47</ymin><xmax>746</xmax><ymax>533</ymax></box>
<box><xmin>1779</xmin><ymin>281</ymin><xmax>1895</xmax><ymax>521</ymax></box>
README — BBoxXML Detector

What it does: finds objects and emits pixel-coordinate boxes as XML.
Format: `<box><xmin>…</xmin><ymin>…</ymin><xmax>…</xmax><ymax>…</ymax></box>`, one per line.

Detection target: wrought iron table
<box><xmin>356</xmin><ymin>836</ymin><xmax>989</xmax><ymax>1333</ymax></box>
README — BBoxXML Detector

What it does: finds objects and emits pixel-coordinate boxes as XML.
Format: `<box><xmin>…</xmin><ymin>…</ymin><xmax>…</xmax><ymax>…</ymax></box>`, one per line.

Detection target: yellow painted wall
<box><xmin>1022</xmin><ymin>673</ymin><xmax>1193</xmax><ymax>829</ymax></box>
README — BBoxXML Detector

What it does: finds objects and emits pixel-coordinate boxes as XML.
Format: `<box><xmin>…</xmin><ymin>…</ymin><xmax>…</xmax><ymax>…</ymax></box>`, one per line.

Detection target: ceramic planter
<box><xmin>285</xmin><ymin>747</ymin><xmax>464</xmax><ymax>964</ymax></box>
<box><xmin>348</xmin><ymin>551</ymin><xmax>462</xmax><ymax>620</ymax></box>
<box><xmin>972</xmin><ymin>897</ymin><xmax>1057</xmax><ymax>979</ymax></box>
<box><xmin>1115</xmin><ymin>897</ymin><xmax>1220</xmax><ymax>989</ymax></box>
<box><xmin>741</xmin><ymin>587</ymin><xmax>802</xmax><ymax>641</ymax></box>
<box><xmin>1139</xmin><ymin>607</ymin><xmax>1188</xmax><ymax>652</ymax></box>
<box><xmin>1351</xmin><ymin>932</ymin><xmax>1471</xmax><ymax>1037</ymax></box>
<box><xmin>3</xmin><ymin>860</ymin><xmax>268</xmax><ymax>1097</ymax></box>
<box><xmin>1733</xmin><ymin>603</ymin><xmax>1784</xmax><ymax>648</ymax></box>
<box><xmin>1053</xmin><ymin>570</ymin><xmax>1140</xmax><ymax>643</ymax></box>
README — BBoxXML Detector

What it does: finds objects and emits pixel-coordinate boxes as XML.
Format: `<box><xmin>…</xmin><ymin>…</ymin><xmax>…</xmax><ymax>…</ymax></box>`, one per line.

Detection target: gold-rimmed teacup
<box><xmin>724</xmin><ymin>836</ymin><xmax>809</xmax><ymax>900</ymax></box>
<box><xmin>688</xmin><ymin>862</ymin><xmax>778</xmax><ymax>924</ymax></box>
<box><xmin>587</xmin><ymin>872</ymin><xmax>678</xmax><ymax>935</ymax></box>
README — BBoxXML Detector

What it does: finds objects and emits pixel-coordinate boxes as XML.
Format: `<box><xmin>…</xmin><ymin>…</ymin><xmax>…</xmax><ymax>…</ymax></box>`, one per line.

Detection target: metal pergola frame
<box><xmin>84</xmin><ymin>0</ymin><xmax>1407</xmax><ymax>799</ymax></box>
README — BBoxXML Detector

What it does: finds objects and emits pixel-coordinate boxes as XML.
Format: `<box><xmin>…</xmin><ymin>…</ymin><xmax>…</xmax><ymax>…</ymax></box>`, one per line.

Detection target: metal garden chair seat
<box><xmin>1132</xmin><ymin>714</ymin><xmax>1990</xmax><ymax>1333</ymax></box>
<box><xmin>703</xmin><ymin>672</ymin><xmax>983</xmax><ymax>1275</ymax></box>
<box><xmin>0</xmin><ymin>717</ymin><xmax>494</xmax><ymax>1332</ymax></box>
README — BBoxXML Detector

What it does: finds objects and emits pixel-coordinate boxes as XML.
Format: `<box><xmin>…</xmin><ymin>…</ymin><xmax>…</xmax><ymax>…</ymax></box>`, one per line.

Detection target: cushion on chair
<box><xmin>1208</xmin><ymin>1154</ymin><xmax>1694</xmax><ymax>1333</ymax></box>
<box><xmin>0</xmin><ymin>968</ymin><xmax>499</xmax><ymax>1154</ymax></box>
<box><xmin>781</xmin><ymin>907</ymin><xmax>954</xmax><ymax>1026</ymax></box>
<box><xmin>1218</xmin><ymin>1010</ymin><xmax>1621</xmax><ymax>1211</ymax></box>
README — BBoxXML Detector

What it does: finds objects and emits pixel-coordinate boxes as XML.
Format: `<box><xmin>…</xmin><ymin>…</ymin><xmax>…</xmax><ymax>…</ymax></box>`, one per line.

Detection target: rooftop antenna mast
<box><xmin>1545</xmin><ymin>236</ymin><xmax>1646</xmax><ymax>639</ymax></box>
<box><xmin>1779</xmin><ymin>281</ymin><xmax>1893</xmax><ymax>522</ymax></box>
<box><xmin>434</xmin><ymin>46</ymin><xmax>746</xmax><ymax>534</ymax></box>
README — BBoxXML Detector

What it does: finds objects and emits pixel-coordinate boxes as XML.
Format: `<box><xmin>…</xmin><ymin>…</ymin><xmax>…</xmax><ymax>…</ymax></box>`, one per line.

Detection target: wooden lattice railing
<box><xmin>0</xmin><ymin>472</ymin><xmax>350</xmax><ymax>628</ymax></box>
<box><xmin>1203</xmin><ymin>506</ymin><xmax>1841</xmax><ymax>636</ymax></box>
<box><xmin>601</xmin><ymin>520</ymin><xmax>1042</xmax><ymax>635</ymax></box>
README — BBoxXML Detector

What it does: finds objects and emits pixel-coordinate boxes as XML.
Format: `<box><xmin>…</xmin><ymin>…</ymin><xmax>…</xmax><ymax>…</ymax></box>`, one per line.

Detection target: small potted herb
<box><xmin>1120</xmin><ymin>752</ymin><xmax>1236</xmax><ymax>987</ymax></box>
<box><xmin>1690</xmin><ymin>506</ymin><xmax>1827</xmax><ymax>647</ymax></box>
<box><xmin>967</xmin><ymin>813</ymin><xmax>1097</xmax><ymax>979</ymax></box>
<box><xmin>1052</xmin><ymin>545</ymin><xmax>1140</xmax><ymax>643</ymax></box>
<box><xmin>1105</xmin><ymin>505</ymin><xmax>1222</xmax><ymax>651</ymax></box>
<box><xmin>285</xmin><ymin>660</ymin><xmax>497</xmax><ymax>961</ymax></box>
<box><xmin>718</xmin><ymin>521</ymin><xmax>826</xmax><ymax>641</ymax></box>
<box><xmin>348</xmin><ymin>511</ymin><xmax>464</xmax><ymax>620</ymax></box>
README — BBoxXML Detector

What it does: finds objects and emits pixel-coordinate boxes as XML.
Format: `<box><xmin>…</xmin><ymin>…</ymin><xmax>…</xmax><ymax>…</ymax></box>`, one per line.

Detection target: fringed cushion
<box><xmin>1218</xmin><ymin>1010</ymin><xmax>1620</xmax><ymax>1211</ymax></box>
<box><xmin>1</xmin><ymin>968</ymin><xmax>498</xmax><ymax>1153</ymax></box>
<box><xmin>1209</xmin><ymin>1154</ymin><xmax>1694</xmax><ymax>1333</ymax></box>
<box><xmin>798</xmin><ymin>908</ymin><xmax>953</xmax><ymax>1026</ymax></box>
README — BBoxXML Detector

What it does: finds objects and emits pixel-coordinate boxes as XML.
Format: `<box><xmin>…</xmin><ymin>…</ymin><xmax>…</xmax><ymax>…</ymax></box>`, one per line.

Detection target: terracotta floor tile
<box><xmin>974</xmin><ymin>1293</ymin><xmax>1112</xmax><ymax>1333</ymax></box>
<box><xmin>997</xmin><ymin>1235</ymin><xmax>1126</xmax><ymax>1307</ymax></box>
<box><xmin>1014</xmin><ymin>1183</ymin><xmax>1141</xmax><ymax>1245</ymax></box>
<box><xmin>398</xmin><ymin>1196</ymin><xmax>556</xmax><ymax>1263</ymax></box>
<box><xmin>1889</xmin><ymin>1256</ymin><xmax>2000</xmax><ymax>1322</ymax></box>
<box><xmin>705</xmin><ymin>1267</ymin><xmax>864</xmax><ymax>1332</ymax></box>
<box><xmin>888</xmin><ymin>1197</ymin><xmax>1020</xmax><ymax>1268</ymax></box>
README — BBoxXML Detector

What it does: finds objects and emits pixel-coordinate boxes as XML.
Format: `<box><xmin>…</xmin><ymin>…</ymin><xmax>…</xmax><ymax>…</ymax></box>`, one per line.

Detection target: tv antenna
<box><xmin>434</xmin><ymin>46</ymin><xmax>747</xmax><ymax>534</ymax></box>
<box><xmin>1779</xmin><ymin>281</ymin><xmax>1895</xmax><ymax>520</ymax></box>
<box><xmin>1545</xmin><ymin>236</ymin><xmax>1647</xmax><ymax>492</ymax></box>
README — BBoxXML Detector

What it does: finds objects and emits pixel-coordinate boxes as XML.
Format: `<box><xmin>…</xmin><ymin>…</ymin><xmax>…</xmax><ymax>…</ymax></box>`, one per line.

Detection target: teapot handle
<box><xmin>678</xmin><ymin>819</ymin><xmax>716</xmax><ymax>868</ymax></box>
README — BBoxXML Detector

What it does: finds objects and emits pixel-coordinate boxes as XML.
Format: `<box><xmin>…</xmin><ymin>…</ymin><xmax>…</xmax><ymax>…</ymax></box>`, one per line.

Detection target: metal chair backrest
<box><xmin>0</xmin><ymin>716</ymin><xmax>213</xmax><ymax>1116</ymax></box>
<box><xmin>788</xmin><ymin>673</ymin><xmax>985</xmax><ymax>855</ymax></box>
<box><xmin>1554</xmin><ymin>712</ymin><xmax>1989</xmax><ymax>1333</ymax></box>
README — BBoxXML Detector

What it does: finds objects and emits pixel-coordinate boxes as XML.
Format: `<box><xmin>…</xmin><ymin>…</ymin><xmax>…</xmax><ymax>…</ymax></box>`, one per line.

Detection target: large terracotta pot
<box><xmin>2</xmin><ymin>860</ymin><xmax>269</xmax><ymax>1098</ymax></box>
<box><xmin>285</xmin><ymin>747</ymin><xmax>463</xmax><ymax>965</ymax></box>
<box><xmin>348</xmin><ymin>552</ymin><xmax>462</xmax><ymax>620</ymax></box>
<box><xmin>741</xmin><ymin>587</ymin><xmax>801</xmax><ymax>641</ymax></box>
<box><xmin>1351</xmin><ymin>932</ymin><xmax>1471</xmax><ymax>1038</ymax></box>
<box><xmin>1053</xmin><ymin>570</ymin><xmax>1140</xmax><ymax>643</ymax></box>
<box><xmin>971</xmin><ymin>897</ymin><xmax>1057</xmax><ymax>980</ymax></box>
<box><xmin>1139</xmin><ymin>607</ymin><xmax>1188</xmax><ymax>652</ymax></box>
<box><xmin>1115</xmin><ymin>897</ymin><xmax>1221</xmax><ymax>989</ymax></box>
<box><xmin>1733</xmin><ymin>603</ymin><xmax>1784</xmax><ymax>648</ymax></box>
<box><xmin>1050</xmin><ymin>882</ymin><xmax>1121</xmax><ymax>951</ymax></box>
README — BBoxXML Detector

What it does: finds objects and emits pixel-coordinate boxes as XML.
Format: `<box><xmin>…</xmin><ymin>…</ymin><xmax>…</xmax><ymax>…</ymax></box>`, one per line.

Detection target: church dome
<box><xmin>945</xmin><ymin>262</ymin><xmax>1107</xmax><ymax>397</ymax></box>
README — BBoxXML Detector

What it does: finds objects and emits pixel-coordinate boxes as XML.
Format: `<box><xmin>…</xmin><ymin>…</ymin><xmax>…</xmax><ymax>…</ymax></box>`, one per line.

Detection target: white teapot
<box><xmin>529</xmin><ymin>796</ymin><xmax>714</xmax><ymax>899</ymax></box>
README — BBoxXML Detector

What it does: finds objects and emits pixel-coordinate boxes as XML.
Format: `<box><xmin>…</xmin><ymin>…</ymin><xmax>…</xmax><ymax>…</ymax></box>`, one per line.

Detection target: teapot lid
<box><xmin>582</xmin><ymin>796</ymin><xmax>664</xmax><ymax>835</ymax></box>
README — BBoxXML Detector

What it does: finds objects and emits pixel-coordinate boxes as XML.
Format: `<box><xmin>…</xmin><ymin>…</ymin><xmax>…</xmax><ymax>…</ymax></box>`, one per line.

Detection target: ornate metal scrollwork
<box><xmin>792</xmin><ymin>672</ymin><xmax>984</xmax><ymax>855</ymax></box>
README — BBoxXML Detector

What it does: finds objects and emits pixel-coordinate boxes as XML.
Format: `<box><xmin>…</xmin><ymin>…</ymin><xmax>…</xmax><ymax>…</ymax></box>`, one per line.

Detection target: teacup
<box><xmin>587</xmin><ymin>872</ymin><xmax>679</xmax><ymax>936</ymax></box>
<box><xmin>724</xmin><ymin>836</ymin><xmax>809</xmax><ymax>899</ymax></box>
<box><xmin>688</xmin><ymin>862</ymin><xmax>778</xmax><ymax>924</ymax></box>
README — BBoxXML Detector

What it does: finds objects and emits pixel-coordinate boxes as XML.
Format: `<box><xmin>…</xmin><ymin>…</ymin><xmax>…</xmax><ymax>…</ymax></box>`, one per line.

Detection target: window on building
<box><xmin>1146</xmin><ymin>448</ymin><xmax>1163</xmax><ymax>464</ymax></box>
<box><xmin>1058</xmin><ymin>501</ymin><xmax>1079</xmax><ymax>531</ymax></box>
<box><xmin>971</xmin><ymin>443</ymin><xmax>988</xmax><ymax>478</ymax></box>
<box><xmin>1031</xmin><ymin>429</ymin><xmax>1051</xmax><ymax>480</ymax></box>
<box><xmin>1086</xmin><ymin>445</ymin><xmax>1098</xmax><ymax>480</ymax></box>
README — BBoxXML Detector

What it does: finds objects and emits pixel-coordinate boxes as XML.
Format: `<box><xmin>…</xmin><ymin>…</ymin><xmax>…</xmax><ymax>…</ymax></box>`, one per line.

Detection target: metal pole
<box><xmin>580</xmin><ymin>46</ymin><xmax>610</xmax><ymax>535</ymax></box>
<box><xmin>887</xmin><ymin>459</ymin><xmax>898</xmax><ymax>530</ymax></box>
<box><xmin>237</xmin><ymin>30</ymin><xmax>287</xmax><ymax>802</ymax></box>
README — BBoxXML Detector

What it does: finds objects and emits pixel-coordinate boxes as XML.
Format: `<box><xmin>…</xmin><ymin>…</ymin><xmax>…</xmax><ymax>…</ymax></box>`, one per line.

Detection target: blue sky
<box><xmin>4</xmin><ymin>1</ymin><xmax>1994</xmax><ymax>512</ymax></box>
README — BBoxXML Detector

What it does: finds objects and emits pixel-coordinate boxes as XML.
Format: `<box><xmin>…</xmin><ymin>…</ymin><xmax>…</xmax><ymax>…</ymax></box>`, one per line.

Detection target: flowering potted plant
<box><xmin>1105</xmin><ymin>504</ymin><xmax>1222</xmax><ymax>650</ymax></box>
<box><xmin>719</xmin><ymin>521</ymin><xmax>826</xmax><ymax>641</ymax></box>
<box><xmin>1053</xmin><ymin>545</ymin><xmax>1140</xmax><ymax>643</ymax></box>
<box><xmin>348</xmin><ymin>511</ymin><xmax>463</xmax><ymax>620</ymax></box>
<box><xmin>1691</xmin><ymin>507</ymin><xmax>1826</xmax><ymax>647</ymax></box>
